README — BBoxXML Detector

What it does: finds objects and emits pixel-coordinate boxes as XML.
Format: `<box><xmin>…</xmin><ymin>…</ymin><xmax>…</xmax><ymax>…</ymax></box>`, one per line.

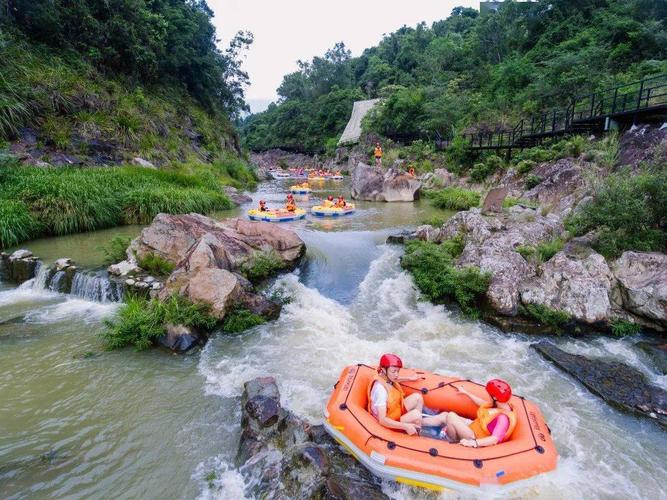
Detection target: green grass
<box><xmin>503</xmin><ymin>197</ymin><xmax>538</xmax><ymax>209</ymax></box>
<box><xmin>100</xmin><ymin>236</ymin><xmax>132</xmax><ymax>264</ymax></box>
<box><xmin>0</xmin><ymin>161</ymin><xmax>235</xmax><ymax>249</ymax></box>
<box><xmin>520</xmin><ymin>303</ymin><xmax>571</xmax><ymax>332</ymax></box>
<box><xmin>222</xmin><ymin>307</ymin><xmax>265</xmax><ymax>333</ymax></box>
<box><xmin>137</xmin><ymin>253</ymin><xmax>175</xmax><ymax>276</ymax></box>
<box><xmin>241</xmin><ymin>252</ymin><xmax>288</xmax><ymax>282</ymax></box>
<box><xmin>469</xmin><ymin>155</ymin><xmax>504</xmax><ymax>183</ymax></box>
<box><xmin>101</xmin><ymin>295</ymin><xmax>217</xmax><ymax>350</ymax></box>
<box><xmin>516</xmin><ymin>160</ymin><xmax>536</xmax><ymax>175</ymax></box>
<box><xmin>610</xmin><ymin>319</ymin><xmax>641</xmax><ymax>337</ymax></box>
<box><xmin>401</xmin><ymin>240</ymin><xmax>490</xmax><ymax>317</ymax></box>
<box><xmin>525</xmin><ymin>175</ymin><xmax>543</xmax><ymax>190</ymax></box>
<box><xmin>426</xmin><ymin>187</ymin><xmax>481</xmax><ymax>211</ymax></box>
<box><xmin>537</xmin><ymin>238</ymin><xmax>565</xmax><ymax>262</ymax></box>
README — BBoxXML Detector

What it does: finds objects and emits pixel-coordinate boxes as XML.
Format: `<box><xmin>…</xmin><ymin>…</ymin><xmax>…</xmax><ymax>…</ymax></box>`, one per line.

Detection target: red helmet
<box><xmin>259</xmin><ymin>200</ymin><xmax>266</xmax><ymax>204</ymax></box>
<box><xmin>379</xmin><ymin>353</ymin><xmax>403</xmax><ymax>371</ymax></box>
<box><xmin>486</xmin><ymin>379</ymin><xmax>512</xmax><ymax>403</ymax></box>
<box><xmin>327</xmin><ymin>195</ymin><xmax>334</xmax><ymax>201</ymax></box>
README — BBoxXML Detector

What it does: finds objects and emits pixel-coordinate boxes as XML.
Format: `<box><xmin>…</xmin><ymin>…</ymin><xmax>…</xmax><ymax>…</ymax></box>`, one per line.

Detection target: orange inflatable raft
<box><xmin>324</xmin><ymin>364</ymin><xmax>558</xmax><ymax>493</ymax></box>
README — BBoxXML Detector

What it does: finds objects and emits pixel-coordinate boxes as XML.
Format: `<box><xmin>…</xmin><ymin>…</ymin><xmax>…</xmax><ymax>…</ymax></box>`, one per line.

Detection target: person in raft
<box><xmin>285</xmin><ymin>194</ymin><xmax>297</xmax><ymax>212</ymax></box>
<box><xmin>323</xmin><ymin>195</ymin><xmax>335</xmax><ymax>208</ymax></box>
<box><xmin>374</xmin><ymin>143</ymin><xmax>383</xmax><ymax>167</ymax></box>
<box><xmin>449</xmin><ymin>379</ymin><xmax>517</xmax><ymax>448</ymax></box>
<box><xmin>335</xmin><ymin>195</ymin><xmax>347</xmax><ymax>208</ymax></box>
<box><xmin>368</xmin><ymin>354</ymin><xmax>449</xmax><ymax>436</ymax></box>
<box><xmin>258</xmin><ymin>200</ymin><xmax>269</xmax><ymax>212</ymax></box>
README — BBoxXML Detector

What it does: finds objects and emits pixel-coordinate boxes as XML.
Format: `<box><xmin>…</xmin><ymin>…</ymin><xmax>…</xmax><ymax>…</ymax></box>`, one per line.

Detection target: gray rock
<box><xmin>1</xmin><ymin>251</ymin><xmax>39</xmax><ymax>284</ymax></box>
<box><xmin>132</xmin><ymin>157</ymin><xmax>156</xmax><ymax>169</ymax></box>
<box><xmin>54</xmin><ymin>258</ymin><xmax>72</xmax><ymax>271</ymax></box>
<box><xmin>520</xmin><ymin>250</ymin><xmax>617</xmax><ymax>324</ymax></box>
<box><xmin>532</xmin><ymin>341</ymin><xmax>667</xmax><ymax>428</ymax></box>
<box><xmin>125</xmin><ymin>278</ymin><xmax>136</xmax><ymax>286</ymax></box>
<box><xmin>612</xmin><ymin>252</ymin><xmax>667</xmax><ymax>329</ymax></box>
<box><xmin>236</xmin><ymin>377</ymin><xmax>387</xmax><ymax>499</ymax></box>
<box><xmin>10</xmin><ymin>249</ymin><xmax>33</xmax><ymax>260</ymax></box>
<box><xmin>224</xmin><ymin>186</ymin><xmax>253</xmax><ymax>205</ymax></box>
<box><xmin>158</xmin><ymin>323</ymin><xmax>201</xmax><ymax>352</ymax></box>
<box><xmin>144</xmin><ymin>276</ymin><xmax>156</xmax><ymax>283</ymax></box>
<box><xmin>350</xmin><ymin>163</ymin><xmax>421</xmax><ymax>202</ymax></box>
<box><xmin>108</xmin><ymin>259</ymin><xmax>139</xmax><ymax>276</ymax></box>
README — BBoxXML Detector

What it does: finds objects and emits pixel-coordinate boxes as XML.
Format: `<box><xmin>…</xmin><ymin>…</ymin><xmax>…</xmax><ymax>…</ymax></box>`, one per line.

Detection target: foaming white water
<box><xmin>194</xmin><ymin>456</ymin><xmax>250</xmax><ymax>500</ymax></box>
<box><xmin>22</xmin><ymin>298</ymin><xmax>118</xmax><ymax>324</ymax></box>
<box><xmin>199</xmin><ymin>245</ymin><xmax>667</xmax><ymax>500</ymax></box>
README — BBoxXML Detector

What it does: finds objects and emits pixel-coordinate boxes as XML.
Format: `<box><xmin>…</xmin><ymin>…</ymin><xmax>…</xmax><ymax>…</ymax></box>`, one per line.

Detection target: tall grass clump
<box><xmin>566</xmin><ymin>171</ymin><xmax>665</xmax><ymax>258</ymax></box>
<box><xmin>401</xmin><ymin>240</ymin><xmax>490</xmax><ymax>317</ymax></box>
<box><xmin>101</xmin><ymin>295</ymin><xmax>216</xmax><ymax>350</ymax></box>
<box><xmin>100</xmin><ymin>236</ymin><xmax>132</xmax><ymax>264</ymax></box>
<box><xmin>242</xmin><ymin>252</ymin><xmax>288</xmax><ymax>282</ymax></box>
<box><xmin>136</xmin><ymin>253</ymin><xmax>175</xmax><ymax>276</ymax></box>
<box><xmin>519</xmin><ymin>303</ymin><xmax>571</xmax><ymax>333</ymax></box>
<box><xmin>0</xmin><ymin>200</ymin><xmax>40</xmax><ymax>248</ymax></box>
<box><xmin>222</xmin><ymin>307</ymin><xmax>265</xmax><ymax>334</ymax></box>
<box><xmin>427</xmin><ymin>187</ymin><xmax>481</xmax><ymax>211</ymax></box>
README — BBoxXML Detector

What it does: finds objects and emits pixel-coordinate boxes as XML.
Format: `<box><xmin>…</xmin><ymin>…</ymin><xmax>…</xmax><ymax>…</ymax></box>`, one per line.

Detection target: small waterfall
<box><xmin>48</xmin><ymin>271</ymin><xmax>68</xmax><ymax>293</ymax></box>
<box><xmin>26</xmin><ymin>261</ymin><xmax>53</xmax><ymax>291</ymax></box>
<box><xmin>70</xmin><ymin>271</ymin><xmax>123</xmax><ymax>303</ymax></box>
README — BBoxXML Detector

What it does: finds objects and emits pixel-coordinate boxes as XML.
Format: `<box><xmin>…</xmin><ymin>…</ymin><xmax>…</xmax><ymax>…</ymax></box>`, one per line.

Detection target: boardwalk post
<box><xmin>635</xmin><ymin>81</ymin><xmax>644</xmax><ymax>110</ymax></box>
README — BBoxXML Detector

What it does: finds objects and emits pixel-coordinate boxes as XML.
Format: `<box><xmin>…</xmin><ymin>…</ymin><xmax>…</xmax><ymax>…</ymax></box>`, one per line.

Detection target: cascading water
<box><xmin>70</xmin><ymin>271</ymin><xmax>123</xmax><ymax>303</ymax></box>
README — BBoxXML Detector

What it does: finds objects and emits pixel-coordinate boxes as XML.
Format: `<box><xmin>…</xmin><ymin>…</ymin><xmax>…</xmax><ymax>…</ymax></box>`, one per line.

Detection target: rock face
<box><xmin>130</xmin><ymin>213</ymin><xmax>305</xmax><ymax>271</ymax></box>
<box><xmin>224</xmin><ymin>186</ymin><xmax>253</xmax><ymax>205</ymax></box>
<box><xmin>520</xmin><ymin>249</ymin><xmax>618</xmax><ymax>324</ymax></box>
<box><xmin>158</xmin><ymin>323</ymin><xmax>201</xmax><ymax>352</ymax></box>
<box><xmin>0</xmin><ymin>250</ymin><xmax>40</xmax><ymax>284</ymax></box>
<box><xmin>236</xmin><ymin>377</ymin><xmax>387</xmax><ymax>500</ymax></box>
<box><xmin>350</xmin><ymin>163</ymin><xmax>421</xmax><ymax>202</ymax></box>
<box><xmin>532</xmin><ymin>342</ymin><xmax>667</xmax><ymax>429</ymax></box>
<box><xmin>522</xmin><ymin>158</ymin><xmax>590</xmax><ymax>214</ymax></box>
<box><xmin>612</xmin><ymin>252</ymin><xmax>667</xmax><ymax>328</ymax></box>
<box><xmin>617</xmin><ymin>123</ymin><xmax>667</xmax><ymax>169</ymax></box>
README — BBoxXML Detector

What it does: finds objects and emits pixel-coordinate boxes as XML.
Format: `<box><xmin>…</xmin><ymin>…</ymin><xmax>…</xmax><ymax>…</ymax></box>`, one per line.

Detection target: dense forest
<box><xmin>242</xmin><ymin>0</ymin><xmax>667</xmax><ymax>153</ymax></box>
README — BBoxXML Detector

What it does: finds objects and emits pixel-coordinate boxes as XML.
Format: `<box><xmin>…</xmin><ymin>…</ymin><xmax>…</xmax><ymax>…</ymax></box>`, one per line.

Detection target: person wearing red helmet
<box><xmin>367</xmin><ymin>354</ymin><xmax>425</xmax><ymax>435</ymax></box>
<box><xmin>258</xmin><ymin>200</ymin><xmax>268</xmax><ymax>212</ymax></box>
<box><xmin>285</xmin><ymin>193</ymin><xmax>297</xmax><ymax>212</ymax></box>
<box><xmin>323</xmin><ymin>195</ymin><xmax>335</xmax><ymax>208</ymax></box>
<box><xmin>446</xmin><ymin>379</ymin><xmax>517</xmax><ymax>448</ymax></box>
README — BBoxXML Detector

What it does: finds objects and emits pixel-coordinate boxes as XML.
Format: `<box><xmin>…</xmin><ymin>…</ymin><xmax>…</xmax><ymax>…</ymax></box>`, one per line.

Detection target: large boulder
<box><xmin>159</xmin><ymin>267</ymin><xmax>242</xmax><ymax>319</ymax></box>
<box><xmin>0</xmin><ymin>250</ymin><xmax>40</xmax><ymax>284</ymax></box>
<box><xmin>130</xmin><ymin>213</ymin><xmax>305</xmax><ymax>272</ymax></box>
<box><xmin>520</xmin><ymin>249</ymin><xmax>618</xmax><ymax>324</ymax></box>
<box><xmin>522</xmin><ymin>158</ymin><xmax>591</xmax><ymax>215</ymax></box>
<box><xmin>612</xmin><ymin>252</ymin><xmax>667</xmax><ymax>329</ymax></box>
<box><xmin>532</xmin><ymin>342</ymin><xmax>667</xmax><ymax>429</ymax></box>
<box><xmin>236</xmin><ymin>377</ymin><xmax>387</xmax><ymax>500</ymax></box>
<box><xmin>350</xmin><ymin>163</ymin><xmax>421</xmax><ymax>202</ymax></box>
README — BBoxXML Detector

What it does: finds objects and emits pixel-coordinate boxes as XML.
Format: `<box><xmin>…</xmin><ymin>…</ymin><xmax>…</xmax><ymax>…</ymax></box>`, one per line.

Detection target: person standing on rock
<box><xmin>374</xmin><ymin>143</ymin><xmax>383</xmax><ymax>167</ymax></box>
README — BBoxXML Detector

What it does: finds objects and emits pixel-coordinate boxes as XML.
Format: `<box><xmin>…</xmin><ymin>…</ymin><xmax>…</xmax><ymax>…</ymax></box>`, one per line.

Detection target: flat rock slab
<box><xmin>482</xmin><ymin>186</ymin><xmax>508</xmax><ymax>214</ymax></box>
<box><xmin>532</xmin><ymin>341</ymin><xmax>667</xmax><ymax>428</ymax></box>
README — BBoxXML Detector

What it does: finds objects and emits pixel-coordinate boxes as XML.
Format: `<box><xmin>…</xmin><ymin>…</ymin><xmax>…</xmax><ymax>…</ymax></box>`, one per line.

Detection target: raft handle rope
<box><xmin>340</xmin><ymin>364</ymin><xmax>541</xmax><ymax>464</ymax></box>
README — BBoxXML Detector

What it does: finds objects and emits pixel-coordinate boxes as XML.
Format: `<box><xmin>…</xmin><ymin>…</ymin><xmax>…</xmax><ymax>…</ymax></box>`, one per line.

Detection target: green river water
<box><xmin>1</xmin><ymin>179</ymin><xmax>665</xmax><ymax>499</ymax></box>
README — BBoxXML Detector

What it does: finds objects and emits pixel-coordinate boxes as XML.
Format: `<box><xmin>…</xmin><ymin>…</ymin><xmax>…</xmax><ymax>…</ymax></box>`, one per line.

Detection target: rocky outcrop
<box><xmin>130</xmin><ymin>213</ymin><xmax>305</xmax><ymax>272</ymax></box>
<box><xmin>521</xmin><ymin>158</ymin><xmax>591</xmax><ymax>215</ymax></box>
<box><xmin>532</xmin><ymin>342</ymin><xmax>667</xmax><ymax>429</ymax></box>
<box><xmin>422</xmin><ymin>168</ymin><xmax>455</xmax><ymax>189</ymax></box>
<box><xmin>520</xmin><ymin>249</ymin><xmax>619</xmax><ymax>324</ymax></box>
<box><xmin>223</xmin><ymin>186</ymin><xmax>253</xmax><ymax>205</ymax></box>
<box><xmin>236</xmin><ymin>377</ymin><xmax>387</xmax><ymax>500</ymax></box>
<box><xmin>617</xmin><ymin>123</ymin><xmax>667</xmax><ymax>169</ymax></box>
<box><xmin>350</xmin><ymin>163</ymin><xmax>421</xmax><ymax>202</ymax></box>
<box><xmin>612</xmin><ymin>252</ymin><xmax>667</xmax><ymax>329</ymax></box>
<box><xmin>250</xmin><ymin>149</ymin><xmax>320</xmax><ymax>179</ymax></box>
<box><xmin>0</xmin><ymin>249</ymin><xmax>40</xmax><ymax>284</ymax></box>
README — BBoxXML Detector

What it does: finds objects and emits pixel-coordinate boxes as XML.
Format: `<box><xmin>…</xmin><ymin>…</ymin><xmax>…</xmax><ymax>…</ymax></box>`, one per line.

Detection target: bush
<box><xmin>610</xmin><ymin>319</ymin><xmax>641</xmax><ymax>337</ymax></box>
<box><xmin>222</xmin><ymin>307</ymin><xmax>265</xmax><ymax>333</ymax></box>
<box><xmin>469</xmin><ymin>154</ymin><xmax>504</xmax><ymax>183</ymax></box>
<box><xmin>516</xmin><ymin>160</ymin><xmax>536</xmax><ymax>175</ymax></box>
<box><xmin>427</xmin><ymin>187</ymin><xmax>481</xmax><ymax>211</ymax></box>
<box><xmin>525</xmin><ymin>175</ymin><xmax>543</xmax><ymax>189</ymax></box>
<box><xmin>137</xmin><ymin>253</ymin><xmax>175</xmax><ymax>276</ymax></box>
<box><xmin>0</xmin><ymin>199</ymin><xmax>40</xmax><ymax>248</ymax></box>
<box><xmin>565</xmin><ymin>172</ymin><xmax>666</xmax><ymax>258</ymax></box>
<box><xmin>520</xmin><ymin>303</ymin><xmax>570</xmax><ymax>332</ymax></box>
<box><xmin>401</xmin><ymin>240</ymin><xmax>490</xmax><ymax>317</ymax></box>
<box><xmin>242</xmin><ymin>252</ymin><xmax>287</xmax><ymax>282</ymax></box>
<box><xmin>516</xmin><ymin>245</ymin><xmax>536</xmax><ymax>260</ymax></box>
<box><xmin>100</xmin><ymin>236</ymin><xmax>132</xmax><ymax>264</ymax></box>
<box><xmin>536</xmin><ymin>238</ymin><xmax>564</xmax><ymax>262</ymax></box>
<box><xmin>101</xmin><ymin>295</ymin><xmax>216</xmax><ymax>350</ymax></box>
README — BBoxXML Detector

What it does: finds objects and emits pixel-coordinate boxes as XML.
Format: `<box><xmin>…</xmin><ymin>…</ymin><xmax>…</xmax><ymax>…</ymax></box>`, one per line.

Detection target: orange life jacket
<box><xmin>286</xmin><ymin>202</ymin><xmax>296</xmax><ymax>212</ymax></box>
<box><xmin>367</xmin><ymin>375</ymin><xmax>405</xmax><ymax>421</ymax></box>
<box><xmin>469</xmin><ymin>403</ymin><xmax>517</xmax><ymax>442</ymax></box>
<box><xmin>374</xmin><ymin>146</ymin><xmax>383</xmax><ymax>158</ymax></box>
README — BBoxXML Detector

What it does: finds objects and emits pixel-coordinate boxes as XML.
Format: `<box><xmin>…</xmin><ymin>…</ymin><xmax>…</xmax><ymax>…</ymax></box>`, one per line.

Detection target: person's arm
<box><xmin>455</xmin><ymin>385</ymin><xmax>489</xmax><ymax>407</ymax></box>
<box><xmin>459</xmin><ymin>415</ymin><xmax>509</xmax><ymax>448</ymax></box>
<box><xmin>375</xmin><ymin>404</ymin><xmax>419</xmax><ymax>435</ymax></box>
<box><xmin>396</xmin><ymin>374</ymin><xmax>423</xmax><ymax>382</ymax></box>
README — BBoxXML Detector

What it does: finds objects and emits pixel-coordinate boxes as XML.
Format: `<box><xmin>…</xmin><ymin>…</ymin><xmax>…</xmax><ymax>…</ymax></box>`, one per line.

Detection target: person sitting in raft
<box><xmin>335</xmin><ymin>195</ymin><xmax>347</xmax><ymax>208</ymax></box>
<box><xmin>258</xmin><ymin>200</ymin><xmax>269</xmax><ymax>212</ymax></box>
<box><xmin>448</xmin><ymin>379</ymin><xmax>517</xmax><ymax>448</ymax></box>
<box><xmin>285</xmin><ymin>194</ymin><xmax>297</xmax><ymax>212</ymax></box>
<box><xmin>368</xmin><ymin>354</ymin><xmax>425</xmax><ymax>436</ymax></box>
<box><xmin>323</xmin><ymin>195</ymin><xmax>335</xmax><ymax>208</ymax></box>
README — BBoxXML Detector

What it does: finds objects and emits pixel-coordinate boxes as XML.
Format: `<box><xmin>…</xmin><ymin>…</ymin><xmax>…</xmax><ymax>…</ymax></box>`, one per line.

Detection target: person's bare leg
<box><xmin>445</xmin><ymin>412</ymin><xmax>475</xmax><ymax>442</ymax></box>
<box><xmin>400</xmin><ymin>408</ymin><xmax>422</xmax><ymax>427</ymax></box>
<box><xmin>422</xmin><ymin>412</ymin><xmax>448</xmax><ymax>427</ymax></box>
<box><xmin>403</xmin><ymin>393</ymin><xmax>423</xmax><ymax>413</ymax></box>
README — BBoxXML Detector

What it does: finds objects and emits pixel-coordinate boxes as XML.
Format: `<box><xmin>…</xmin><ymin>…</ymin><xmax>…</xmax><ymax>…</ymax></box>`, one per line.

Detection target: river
<box><xmin>1</xmin><ymin>179</ymin><xmax>665</xmax><ymax>499</ymax></box>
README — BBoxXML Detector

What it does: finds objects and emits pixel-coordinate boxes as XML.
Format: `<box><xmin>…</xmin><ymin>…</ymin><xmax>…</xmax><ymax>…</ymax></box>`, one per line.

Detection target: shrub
<box><xmin>100</xmin><ymin>236</ymin><xmax>132</xmax><ymax>264</ymax></box>
<box><xmin>222</xmin><ymin>307</ymin><xmax>265</xmax><ymax>333</ymax></box>
<box><xmin>401</xmin><ymin>240</ymin><xmax>490</xmax><ymax>317</ymax></box>
<box><xmin>137</xmin><ymin>253</ymin><xmax>175</xmax><ymax>276</ymax></box>
<box><xmin>503</xmin><ymin>197</ymin><xmax>537</xmax><ymax>209</ymax></box>
<box><xmin>428</xmin><ymin>187</ymin><xmax>481</xmax><ymax>211</ymax></box>
<box><xmin>516</xmin><ymin>160</ymin><xmax>536</xmax><ymax>175</ymax></box>
<box><xmin>565</xmin><ymin>171</ymin><xmax>666</xmax><ymax>258</ymax></box>
<box><xmin>525</xmin><ymin>175</ymin><xmax>543</xmax><ymax>189</ymax></box>
<box><xmin>469</xmin><ymin>154</ymin><xmax>504</xmax><ymax>183</ymax></box>
<box><xmin>0</xmin><ymin>199</ymin><xmax>40</xmax><ymax>248</ymax></box>
<box><xmin>242</xmin><ymin>252</ymin><xmax>287</xmax><ymax>282</ymax></box>
<box><xmin>520</xmin><ymin>303</ymin><xmax>571</xmax><ymax>332</ymax></box>
<box><xmin>516</xmin><ymin>245</ymin><xmax>536</xmax><ymax>260</ymax></box>
<box><xmin>101</xmin><ymin>295</ymin><xmax>216</xmax><ymax>350</ymax></box>
<box><xmin>610</xmin><ymin>319</ymin><xmax>641</xmax><ymax>337</ymax></box>
<box><xmin>420</xmin><ymin>215</ymin><xmax>447</xmax><ymax>227</ymax></box>
<box><xmin>536</xmin><ymin>238</ymin><xmax>564</xmax><ymax>262</ymax></box>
